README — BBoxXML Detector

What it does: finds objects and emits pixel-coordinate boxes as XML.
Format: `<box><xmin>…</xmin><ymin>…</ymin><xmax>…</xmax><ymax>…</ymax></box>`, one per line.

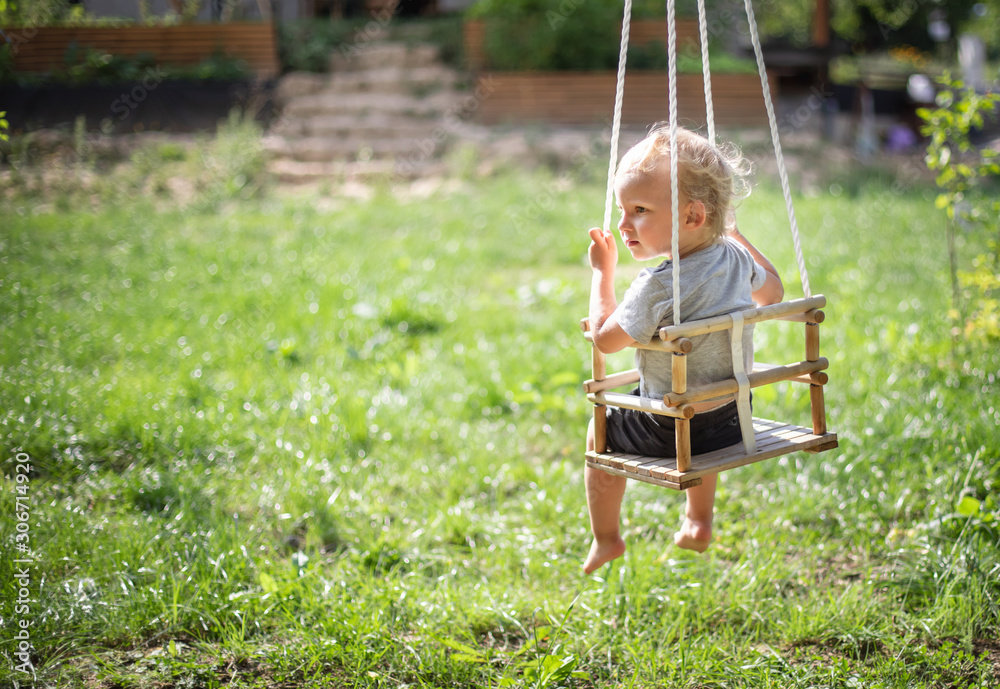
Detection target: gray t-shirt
<box><xmin>617</xmin><ymin>238</ymin><xmax>767</xmax><ymax>402</ymax></box>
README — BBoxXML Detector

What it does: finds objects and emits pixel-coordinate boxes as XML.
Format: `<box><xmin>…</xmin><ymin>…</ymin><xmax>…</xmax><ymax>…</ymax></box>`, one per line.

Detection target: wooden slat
<box><xmin>3</xmin><ymin>23</ymin><xmax>279</xmax><ymax>77</ymax></box>
<box><xmin>662</xmin><ymin>358</ymin><xmax>829</xmax><ymax>406</ymax></box>
<box><xmin>752</xmin><ymin>361</ymin><xmax>828</xmax><ymax>385</ymax></box>
<box><xmin>778</xmin><ymin>308</ymin><xmax>825</xmax><ymax>324</ymax></box>
<box><xmin>588</xmin><ymin>391</ymin><xmax>694</xmax><ymax>419</ymax></box>
<box><xmin>583</xmin><ymin>369</ymin><xmax>640</xmax><ymax>394</ymax></box>
<box><xmin>586</xmin><ymin>418</ymin><xmax>838</xmax><ymax>490</ymax></box>
<box><xmin>585</xmin><ymin>330</ymin><xmax>691</xmax><ymax>353</ymax></box>
<box><xmin>658</xmin><ymin>296</ymin><xmax>827</xmax><ymax>341</ymax></box>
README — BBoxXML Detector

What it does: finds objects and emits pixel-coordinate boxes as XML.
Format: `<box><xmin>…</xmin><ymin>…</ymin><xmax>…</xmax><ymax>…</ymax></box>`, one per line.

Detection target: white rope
<box><xmin>603</xmin><ymin>0</ymin><xmax>633</xmax><ymax>234</ymax></box>
<box><xmin>696</xmin><ymin>0</ymin><xmax>716</xmax><ymax>144</ymax></box>
<box><xmin>743</xmin><ymin>0</ymin><xmax>811</xmax><ymax>297</ymax></box>
<box><xmin>728</xmin><ymin>312</ymin><xmax>757</xmax><ymax>455</ymax></box>
<box><xmin>667</xmin><ymin>0</ymin><xmax>681</xmax><ymax>327</ymax></box>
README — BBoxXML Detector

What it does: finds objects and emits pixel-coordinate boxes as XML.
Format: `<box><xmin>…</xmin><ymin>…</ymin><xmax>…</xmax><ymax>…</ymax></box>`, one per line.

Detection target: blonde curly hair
<box><xmin>616</xmin><ymin>125</ymin><xmax>751</xmax><ymax>240</ymax></box>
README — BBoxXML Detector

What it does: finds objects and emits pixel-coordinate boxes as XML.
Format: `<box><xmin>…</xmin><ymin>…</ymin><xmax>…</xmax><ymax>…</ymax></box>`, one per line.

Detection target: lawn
<box><xmin>1</xmin><ymin>152</ymin><xmax>998</xmax><ymax>687</ymax></box>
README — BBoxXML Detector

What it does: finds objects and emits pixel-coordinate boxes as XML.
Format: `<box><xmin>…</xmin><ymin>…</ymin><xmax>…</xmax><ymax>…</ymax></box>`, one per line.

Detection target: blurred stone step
<box><xmin>275</xmin><ymin>72</ymin><xmax>331</xmax><ymax>104</ymax></box>
<box><xmin>270</xmin><ymin>158</ymin><xmax>443</xmax><ymax>184</ymax></box>
<box><xmin>281</xmin><ymin>91</ymin><xmax>462</xmax><ymax>119</ymax></box>
<box><xmin>267</xmin><ymin>134</ymin><xmax>451</xmax><ymax>163</ymax></box>
<box><xmin>325</xmin><ymin>66</ymin><xmax>461</xmax><ymax>96</ymax></box>
<box><xmin>329</xmin><ymin>42</ymin><xmax>440</xmax><ymax>72</ymax></box>
<box><xmin>276</xmin><ymin>114</ymin><xmax>443</xmax><ymax>139</ymax></box>
<box><xmin>271</xmin><ymin>159</ymin><xmax>393</xmax><ymax>183</ymax></box>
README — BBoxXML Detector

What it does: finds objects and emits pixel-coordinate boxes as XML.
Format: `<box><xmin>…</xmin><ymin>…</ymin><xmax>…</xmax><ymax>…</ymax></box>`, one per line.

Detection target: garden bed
<box><xmin>474</xmin><ymin>71</ymin><xmax>777</xmax><ymax>127</ymax></box>
<box><xmin>462</xmin><ymin>18</ymin><xmax>698</xmax><ymax>71</ymax></box>
<box><xmin>2</xmin><ymin>79</ymin><xmax>274</xmax><ymax>135</ymax></box>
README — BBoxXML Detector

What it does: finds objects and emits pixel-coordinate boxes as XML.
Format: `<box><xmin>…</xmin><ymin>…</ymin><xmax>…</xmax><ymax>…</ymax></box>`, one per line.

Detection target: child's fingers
<box><xmin>588</xmin><ymin>227</ymin><xmax>605</xmax><ymax>243</ymax></box>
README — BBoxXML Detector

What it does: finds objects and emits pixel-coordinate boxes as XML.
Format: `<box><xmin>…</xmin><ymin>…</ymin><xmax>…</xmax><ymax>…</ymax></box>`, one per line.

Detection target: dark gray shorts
<box><xmin>604</xmin><ymin>391</ymin><xmax>744</xmax><ymax>457</ymax></box>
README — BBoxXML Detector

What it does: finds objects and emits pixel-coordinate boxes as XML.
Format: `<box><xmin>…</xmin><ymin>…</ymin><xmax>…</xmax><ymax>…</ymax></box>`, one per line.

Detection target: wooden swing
<box><xmin>583</xmin><ymin>0</ymin><xmax>838</xmax><ymax>491</ymax></box>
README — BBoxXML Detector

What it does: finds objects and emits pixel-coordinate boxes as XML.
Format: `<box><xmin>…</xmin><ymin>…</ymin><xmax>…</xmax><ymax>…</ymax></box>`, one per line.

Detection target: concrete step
<box><xmin>275</xmin><ymin>65</ymin><xmax>459</xmax><ymax>103</ymax></box>
<box><xmin>325</xmin><ymin>66</ymin><xmax>461</xmax><ymax>96</ymax></box>
<box><xmin>281</xmin><ymin>91</ymin><xmax>463</xmax><ymax>119</ymax></box>
<box><xmin>329</xmin><ymin>42</ymin><xmax>440</xmax><ymax>72</ymax></box>
<box><xmin>271</xmin><ymin>158</ymin><xmax>393</xmax><ymax>183</ymax></box>
<box><xmin>274</xmin><ymin>113</ymin><xmax>442</xmax><ymax>139</ymax></box>
<box><xmin>266</xmin><ymin>134</ymin><xmax>449</xmax><ymax>163</ymax></box>
<box><xmin>275</xmin><ymin>72</ymin><xmax>331</xmax><ymax>105</ymax></box>
<box><xmin>270</xmin><ymin>158</ymin><xmax>445</xmax><ymax>184</ymax></box>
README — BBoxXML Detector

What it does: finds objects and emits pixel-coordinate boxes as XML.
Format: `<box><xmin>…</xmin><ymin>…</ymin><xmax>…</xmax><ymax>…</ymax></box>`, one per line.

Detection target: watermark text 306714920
<box><xmin>11</xmin><ymin>452</ymin><xmax>36</xmax><ymax>678</ymax></box>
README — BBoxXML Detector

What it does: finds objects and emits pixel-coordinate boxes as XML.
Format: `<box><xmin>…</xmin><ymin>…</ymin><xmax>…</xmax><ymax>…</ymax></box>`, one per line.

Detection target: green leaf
<box><xmin>935</xmin><ymin>194</ymin><xmax>949</xmax><ymax>210</ymax></box>
<box><xmin>957</xmin><ymin>496</ymin><xmax>981</xmax><ymax>517</ymax></box>
<box><xmin>436</xmin><ymin>635</ymin><xmax>486</xmax><ymax>662</ymax></box>
<box><xmin>451</xmin><ymin>653</ymin><xmax>487</xmax><ymax>663</ymax></box>
<box><xmin>259</xmin><ymin>572</ymin><xmax>279</xmax><ymax>594</ymax></box>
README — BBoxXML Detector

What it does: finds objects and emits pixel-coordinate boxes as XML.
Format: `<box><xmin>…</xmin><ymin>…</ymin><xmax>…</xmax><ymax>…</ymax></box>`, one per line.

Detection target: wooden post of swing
<box><xmin>672</xmin><ymin>352</ymin><xmax>691</xmax><ymax>472</ymax></box>
<box><xmin>593</xmin><ymin>343</ymin><xmax>608</xmax><ymax>453</ymax></box>
<box><xmin>805</xmin><ymin>323</ymin><xmax>827</xmax><ymax>435</ymax></box>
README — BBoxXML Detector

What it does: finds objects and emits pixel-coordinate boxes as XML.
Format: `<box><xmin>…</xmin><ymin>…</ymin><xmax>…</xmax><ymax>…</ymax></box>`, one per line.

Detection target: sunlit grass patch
<box><xmin>1</xmin><ymin>165</ymin><xmax>998</xmax><ymax>687</ymax></box>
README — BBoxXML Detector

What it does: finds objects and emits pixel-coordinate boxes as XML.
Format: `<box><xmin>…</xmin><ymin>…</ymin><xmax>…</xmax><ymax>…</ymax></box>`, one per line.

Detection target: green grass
<box><xmin>1</xmin><ymin>162</ymin><xmax>998</xmax><ymax>688</ymax></box>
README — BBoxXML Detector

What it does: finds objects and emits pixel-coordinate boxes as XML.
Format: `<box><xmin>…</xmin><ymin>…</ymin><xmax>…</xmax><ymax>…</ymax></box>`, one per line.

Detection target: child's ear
<box><xmin>683</xmin><ymin>200</ymin><xmax>707</xmax><ymax>231</ymax></box>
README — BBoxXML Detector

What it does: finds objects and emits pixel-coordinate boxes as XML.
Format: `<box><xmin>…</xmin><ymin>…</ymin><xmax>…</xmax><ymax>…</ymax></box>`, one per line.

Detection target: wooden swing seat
<box><xmin>583</xmin><ymin>295</ymin><xmax>838</xmax><ymax>490</ymax></box>
<box><xmin>586</xmin><ymin>417</ymin><xmax>838</xmax><ymax>491</ymax></box>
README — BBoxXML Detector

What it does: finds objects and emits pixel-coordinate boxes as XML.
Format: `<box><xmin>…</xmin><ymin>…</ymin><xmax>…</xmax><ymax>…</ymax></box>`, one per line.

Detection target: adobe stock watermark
<box><xmin>546</xmin><ymin>0</ymin><xmax>586</xmax><ymax>29</ymax></box>
<box><xmin>65</xmin><ymin>65</ymin><xmax>166</xmax><ymax>166</ymax></box>
<box><xmin>394</xmin><ymin>75</ymin><xmax>499</xmax><ymax>177</ymax></box>
<box><xmin>509</xmin><ymin>126</ymin><xmax>615</xmax><ymax>232</ymax></box>
<box><xmin>338</xmin><ymin>0</ymin><xmax>402</xmax><ymax>63</ymax></box>
<box><xmin>11</xmin><ymin>451</ymin><xmax>36</xmax><ymax>679</ymax></box>
<box><xmin>871</xmin><ymin>0</ymin><xmax>925</xmax><ymax>41</ymax></box>
<box><xmin>771</xmin><ymin>82</ymin><xmax>836</xmax><ymax>140</ymax></box>
<box><xmin>0</xmin><ymin>27</ymin><xmax>40</xmax><ymax>56</ymax></box>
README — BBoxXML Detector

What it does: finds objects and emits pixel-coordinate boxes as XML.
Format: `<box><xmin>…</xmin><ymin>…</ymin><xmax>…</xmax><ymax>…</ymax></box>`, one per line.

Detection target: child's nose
<box><xmin>617</xmin><ymin>215</ymin><xmax>629</xmax><ymax>231</ymax></box>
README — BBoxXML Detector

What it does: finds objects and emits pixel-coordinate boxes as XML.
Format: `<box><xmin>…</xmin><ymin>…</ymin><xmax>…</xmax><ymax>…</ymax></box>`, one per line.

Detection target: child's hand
<box><xmin>588</xmin><ymin>227</ymin><xmax>618</xmax><ymax>272</ymax></box>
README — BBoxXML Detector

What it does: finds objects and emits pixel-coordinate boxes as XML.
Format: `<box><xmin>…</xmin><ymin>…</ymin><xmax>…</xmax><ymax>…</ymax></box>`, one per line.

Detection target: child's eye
<box><xmin>635</xmin><ymin>206</ymin><xmax>648</xmax><ymax>214</ymax></box>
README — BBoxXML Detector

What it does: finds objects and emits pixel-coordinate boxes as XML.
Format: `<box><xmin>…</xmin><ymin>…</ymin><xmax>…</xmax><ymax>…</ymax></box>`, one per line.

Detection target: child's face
<box><xmin>615</xmin><ymin>164</ymin><xmax>697</xmax><ymax>261</ymax></box>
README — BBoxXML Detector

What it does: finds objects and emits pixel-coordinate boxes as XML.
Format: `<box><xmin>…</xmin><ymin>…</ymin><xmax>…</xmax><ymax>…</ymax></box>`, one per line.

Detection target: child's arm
<box><xmin>588</xmin><ymin>228</ymin><xmax>635</xmax><ymax>354</ymax></box>
<box><xmin>729</xmin><ymin>227</ymin><xmax>784</xmax><ymax>306</ymax></box>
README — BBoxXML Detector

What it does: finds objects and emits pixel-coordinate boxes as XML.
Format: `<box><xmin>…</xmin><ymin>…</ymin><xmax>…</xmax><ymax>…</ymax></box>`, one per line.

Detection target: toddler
<box><xmin>584</xmin><ymin>126</ymin><xmax>784</xmax><ymax>573</ymax></box>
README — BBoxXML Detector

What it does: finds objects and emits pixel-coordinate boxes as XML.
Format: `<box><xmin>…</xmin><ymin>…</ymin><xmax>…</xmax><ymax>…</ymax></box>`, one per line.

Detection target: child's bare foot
<box><xmin>673</xmin><ymin>518</ymin><xmax>712</xmax><ymax>553</ymax></box>
<box><xmin>583</xmin><ymin>536</ymin><xmax>626</xmax><ymax>573</ymax></box>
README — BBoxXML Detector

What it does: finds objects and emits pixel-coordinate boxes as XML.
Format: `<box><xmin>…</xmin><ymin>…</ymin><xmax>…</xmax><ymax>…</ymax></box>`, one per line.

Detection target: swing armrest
<box><xmin>583</xmin><ymin>369</ymin><xmax>639</xmax><ymax>393</ymax></box>
<box><xmin>662</xmin><ymin>358</ymin><xmax>829</xmax><ymax>407</ymax></box>
<box><xmin>752</xmin><ymin>361</ymin><xmax>828</xmax><ymax>385</ymax></box>
<box><xmin>657</xmin><ymin>295</ymin><xmax>827</xmax><ymax>341</ymax></box>
<box><xmin>583</xmin><ymin>326</ymin><xmax>693</xmax><ymax>354</ymax></box>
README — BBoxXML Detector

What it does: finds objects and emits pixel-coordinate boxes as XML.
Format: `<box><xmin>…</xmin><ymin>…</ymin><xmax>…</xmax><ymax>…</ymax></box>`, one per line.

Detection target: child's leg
<box><xmin>674</xmin><ymin>473</ymin><xmax>716</xmax><ymax>553</ymax></box>
<box><xmin>583</xmin><ymin>418</ymin><xmax>627</xmax><ymax>573</ymax></box>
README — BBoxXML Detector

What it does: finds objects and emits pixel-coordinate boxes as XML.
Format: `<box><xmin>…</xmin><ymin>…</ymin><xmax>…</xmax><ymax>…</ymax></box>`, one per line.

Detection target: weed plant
<box><xmin>0</xmin><ymin>159</ymin><xmax>998</xmax><ymax>687</ymax></box>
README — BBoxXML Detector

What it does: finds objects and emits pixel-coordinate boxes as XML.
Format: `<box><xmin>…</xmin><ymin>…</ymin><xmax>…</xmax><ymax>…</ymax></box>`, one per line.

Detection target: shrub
<box><xmin>465</xmin><ymin>0</ymin><xmax>751</xmax><ymax>72</ymax></box>
<box><xmin>918</xmin><ymin>76</ymin><xmax>1000</xmax><ymax>348</ymax></box>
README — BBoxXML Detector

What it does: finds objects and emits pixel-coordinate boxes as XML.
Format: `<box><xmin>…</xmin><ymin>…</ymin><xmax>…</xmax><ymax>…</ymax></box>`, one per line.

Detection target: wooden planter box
<box><xmin>1</xmin><ymin>23</ymin><xmax>279</xmax><ymax>78</ymax></box>
<box><xmin>474</xmin><ymin>71</ymin><xmax>778</xmax><ymax>128</ymax></box>
<box><xmin>463</xmin><ymin>18</ymin><xmax>698</xmax><ymax>71</ymax></box>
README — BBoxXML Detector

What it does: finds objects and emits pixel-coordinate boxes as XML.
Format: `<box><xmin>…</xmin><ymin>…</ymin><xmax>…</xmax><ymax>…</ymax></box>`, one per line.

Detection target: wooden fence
<box><xmin>475</xmin><ymin>71</ymin><xmax>777</xmax><ymax>127</ymax></box>
<box><xmin>1</xmin><ymin>23</ymin><xmax>279</xmax><ymax>77</ymax></box>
